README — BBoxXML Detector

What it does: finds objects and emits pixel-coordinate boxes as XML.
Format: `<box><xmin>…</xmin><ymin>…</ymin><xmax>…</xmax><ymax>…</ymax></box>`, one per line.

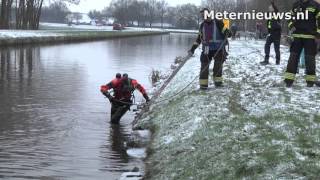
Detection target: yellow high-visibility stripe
<box><xmin>317</xmin><ymin>12</ymin><xmax>320</xmax><ymax>18</ymax></box>
<box><xmin>193</xmin><ymin>42</ymin><xmax>200</xmax><ymax>45</ymax></box>
<box><xmin>284</xmin><ymin>72</ymin><xmax>296</xmax><ymax>80</ymax></box>
<box><xmin>268</xmin><ymin>21</ymin><xmax>272</xmax><ymax>29</ymax></box>
<box><xmin>317</xmin><ymin>29</ymin><xmax>320</xmax><ymax>34</ymax></box>
<box><xmin>288</xmin><ymin>22</ymin><xmax>293</xmax><ymax>29</ymax></box>
<box><xmin>307</xmin><ymin>7</ymin><xmax>316</xmax><ymax>13</ymax></box>
<box><xmin>305</xmin><ymin>75</ymin><xmax>316</xmax><ymax>82</ymax></box>
<box><xmin>223</xmin><ymin>19</ymin><xmax>230</xmax><ymax>29</ymax></box>
<box><xmin>214</xmin><ymin>76</ymin><xmax>223</xmax><ymax>82</ymax></box>
<box><xmin>200</xmin><ymin>79</ymin><xmax>209</xmax><ymax>86</ymax></box>
<box><xmin>222</xmin><ymin>27</ymin><xmax>227</xmax><ymax>33</ymax></box>
<box><xmin>292</xmin><ymin>34</ymin><xmax>315</xmax><ymax>39</ymax></box>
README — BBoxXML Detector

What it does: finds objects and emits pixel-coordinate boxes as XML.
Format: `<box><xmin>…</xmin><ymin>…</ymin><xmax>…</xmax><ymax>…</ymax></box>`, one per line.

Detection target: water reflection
<box><xmin>0</xmin><ymin>47</ymin><xmax>37</xmax><ymax>89</ymax></box>
<box><xmin>99</xmin><ymin>124</ymin><xmax>132</xmax><ymax>173</ymax></box>
<box><xmin>0</xmin><ymin>47</ymin><xmax>39</xmax><ymax>132</ymax></box>
<box><xmin>109</xmin><ymin>124</ymin><xmax>129</xmax><ymax>163</ymax></box>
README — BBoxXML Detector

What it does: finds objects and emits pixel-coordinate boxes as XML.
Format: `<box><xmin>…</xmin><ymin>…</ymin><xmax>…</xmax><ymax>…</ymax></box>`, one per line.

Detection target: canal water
<box><xmin>0</xmin><ymin>33</ymin><xmax>194</xmax><ymax>179</ymax></box>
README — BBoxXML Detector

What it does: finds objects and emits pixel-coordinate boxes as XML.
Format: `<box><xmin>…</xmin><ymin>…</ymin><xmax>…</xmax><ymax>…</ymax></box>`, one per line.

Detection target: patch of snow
<box><xmin>133</xmin><ymin>130</ymin><xmax>151</xmax><ymax>139</ymax></box>
<box><xmin>119</xmin><ymin>172</ymin><xmax>143</xmax><ymax>180</ymax></box>
<box><xmin>162</xmin><ymin>135</ymin><xmax>174</xmax><ymax>145</ymax></box>
<box><xmin>127</xmin><ymin>148</ymin><xmax>147</xmax><ymax>159</ymax></box>
<box><xmin>243</xmin><ymin>123</ymin><xmax>256</xmax><ymax>132</ymax></box>
<box><xmin>0</xmin><ymin>30</ymin><xmax>63</xmax><ymax>38</ymax></box>
<box><xmin>41</xmin><ymin>22</ymin><xmax>114</xmax><ymax>31</ymax></box>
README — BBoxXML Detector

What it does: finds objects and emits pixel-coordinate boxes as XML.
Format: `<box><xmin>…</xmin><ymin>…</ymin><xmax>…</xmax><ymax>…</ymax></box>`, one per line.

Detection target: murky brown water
<box><xmin>0</xmin><ymin>33</ymin><xmax>194</xmax><ymax>179</ymax></box>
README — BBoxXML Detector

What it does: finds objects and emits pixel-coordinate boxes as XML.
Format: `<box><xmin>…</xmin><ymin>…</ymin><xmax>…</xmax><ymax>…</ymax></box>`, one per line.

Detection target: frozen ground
<box><xmin>0</xmin><ymin>23</ymin><xmax>167</xmax><ymax>40</ymax></box>
<box><xmin>136</xmin><ymin>39</ymin><xmax>320</xmax><ymax>179</ymax></box>
<box><xmin>0</xmin><ymin>30</ymin><xmax>64</xmax><ymax>39</ymax></box>
<box><xmin>40</xmin><ymin>22</ymin><xmax>114</xmax><ymax>31</ymax></box>
<box><xmin>40</xmin><ymin>23</ymin><xmax>196</xmax><ymax>33</ymax></box>
<box><xmin>41</xmin><ymin>23</ymin><xmax>166</xmax><ymax>32</ymax></box>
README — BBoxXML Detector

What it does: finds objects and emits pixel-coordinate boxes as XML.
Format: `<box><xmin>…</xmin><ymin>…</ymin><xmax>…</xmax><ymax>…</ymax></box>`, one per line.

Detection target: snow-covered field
<box><xmin>41</xmin><ymin>22</ymin><xmax>166</xmax><ymax>32</ymax></box>
<box><xmin>0</xmin><ymin>23</ymin><xmax>169</xmax><ymax>40</ymax></box>
<box><xmin>136</xmin><ymin>39</ymin><xmax>320</xmax><ymax>179</ymax></box>
<box><xmin>40</xmin><ymin>22</ymin><xmax>115</xmax><ymax>31</ymax></box>
<box><xmin>0</xmin><ymin>30</ymin><xmax>64</xmax><ymax>39</ymax></box>
<box><xmin>41</xmin><ymin>22</ymin><xmax>196</xmax><ymax>33</ymax></box>
<box><xmin>0</xmin><ymin>26</ymin><xmax>168</xmax><ymax>46</ymax></box>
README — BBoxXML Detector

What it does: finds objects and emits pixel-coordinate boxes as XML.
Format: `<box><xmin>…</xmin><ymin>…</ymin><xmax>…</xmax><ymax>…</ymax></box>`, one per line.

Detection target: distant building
<box><xmin>106</xmin><ymin>18</ymin><xmax>115</xmax><ymax>25</ymax></box>
<box><xmin>66</xmin><ymin>12</ymin><xmax>92</xmax><ymax>25</ymax></box>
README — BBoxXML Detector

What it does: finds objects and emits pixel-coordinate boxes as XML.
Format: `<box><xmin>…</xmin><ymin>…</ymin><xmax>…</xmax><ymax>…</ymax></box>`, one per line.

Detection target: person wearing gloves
<box><xmin>100</xmin><ymin>73</ymin><xmax>150</xmax><ymax>124</ymax></box>
<box><xmin>189</xmin><ymin>8</ymin><xmax>231</xmax><ymax>89</ymax></box>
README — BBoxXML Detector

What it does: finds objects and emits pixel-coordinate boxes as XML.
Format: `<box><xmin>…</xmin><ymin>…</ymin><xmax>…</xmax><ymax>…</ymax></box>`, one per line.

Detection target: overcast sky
<box><xmin>68</xmin><ymin>0</ymin><xmax>202</xmax><ymax>13</ymax></box>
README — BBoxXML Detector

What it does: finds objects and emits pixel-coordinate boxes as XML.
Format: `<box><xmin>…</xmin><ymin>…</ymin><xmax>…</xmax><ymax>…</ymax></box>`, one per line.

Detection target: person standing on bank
<box><xmin>284</xmin><ymin>0</ymin><xmax>320</xmax><ymax>87</ymax></box>
<box><xmin>189</xmin><ymin>8</ymin><xmax>231</xmax><ymax>90</ymax></box>
<box><xmin>260</xmin><ymin>0</ymin><xmax>282</xmax><ymax>65</ymax></box>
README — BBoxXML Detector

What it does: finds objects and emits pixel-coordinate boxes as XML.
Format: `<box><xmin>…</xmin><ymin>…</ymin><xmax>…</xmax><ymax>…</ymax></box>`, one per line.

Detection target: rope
<box><xmin>107</xmin><ymin>33</ymin><xmax>230</xmax><ymax>114</ymax></box>
<box><xmin>108</xmin><ymin>37</ymin><xmax>229</xmax><ymax>107</ymax></box>
<box><xmin>145</xmin><ymin>35</ymin><xmax>276</xmax><ymax>106</ymax></box>
<box><xmin>131</xmin><ymin>37</ymin><xmax>230</xmax><ymax>123</ymax></box>
<box><xmin>151</xmin><ymin>37</ymin><xmax>229</xmax><ymax>105</ymax></box>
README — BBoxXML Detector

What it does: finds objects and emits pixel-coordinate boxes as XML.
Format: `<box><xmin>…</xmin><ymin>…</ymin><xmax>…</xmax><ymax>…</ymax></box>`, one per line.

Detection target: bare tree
<box><xmin>15</xmin><ymin>0</ymin><xmax>45</xmax><ymax>29</ymax></box>
<box><xmin>109</xmin><ymin>0</ymin><xmax>129</xmax><ymax>24</ymax></box>
<box><xmin>88</xmin><ymin>10</ymin><xmax>103</xmax><ymax>21</ymax></box>
<box><xmin>41</xmin><ymin>1</ymin><xmax>70</xmax><ymax>23</ymax></box>
<box><xmin>0</xmin><ymin>0</ymin><xmax>14</xmax><ymax>29</ymax></box>
<box><xmin>175</xmin><ymin>4</ymin><xmax>199</xmax><ymax>29</ymax></box>
<box><xmin>0</xmin><ymin>0</ymin><xmax>80</xmax><ymax>30</ymax></box>
<box><xmin>146</xmin><ymin>0</ymin><xmax>157</xmax><ymax>28</ymax></box>
<box><xmin>156</xmin><ymin>0</ymin><xmax>168</xmax><ymax>28</ymax></box>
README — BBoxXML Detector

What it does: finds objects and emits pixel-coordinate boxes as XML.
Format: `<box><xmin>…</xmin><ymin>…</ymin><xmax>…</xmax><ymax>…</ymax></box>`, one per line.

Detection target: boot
<box><xmin>215</xmin><ymin>82</ymin><xmax>223</xmax><ymax>87</ymax></box>
<box><xmin>307</xmin><ymin>83</ymin><xmax>314</xmax><ymax>87</ymax></box>
<box><xmin>276</xmin><ymin>59</ymin><xmax>280</xmax><ymax>65</ymax></box>
<box><xmin>260</xmin><ymin>57</ymin><xmax>269</xmax><ymax>65</ymax></box>
<box><xmin>315</xmin><ymin>81</ymin><xmax>320</xmax><ymax>87</ymax></box>
<box><xmin>307</xmin><ymin>82</ymin><xmax>314</xmax><ymax>87</ymax></box>
<box><xmin>200</xmin><ymin>85</ymin><xmax>208</xmax><ymax>90</ymax></box>
<box><xmin>284</xmin><ymin>79</ymin><xmax>294</xmax><ymax>87</ymax></box>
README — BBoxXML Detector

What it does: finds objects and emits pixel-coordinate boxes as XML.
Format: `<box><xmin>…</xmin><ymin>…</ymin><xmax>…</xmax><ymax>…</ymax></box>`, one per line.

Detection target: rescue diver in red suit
<box><xmin>101</xmin><ymin>73</ymin><xmax>150</xmax><ymax>124</ymax></box>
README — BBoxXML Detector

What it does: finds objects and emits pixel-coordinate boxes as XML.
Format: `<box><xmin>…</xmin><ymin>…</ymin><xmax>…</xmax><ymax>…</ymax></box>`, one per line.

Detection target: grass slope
<box><xmin>136</xmin><ymin>39</ymin><xmax>320</xmax><ymax>180</ymax></box>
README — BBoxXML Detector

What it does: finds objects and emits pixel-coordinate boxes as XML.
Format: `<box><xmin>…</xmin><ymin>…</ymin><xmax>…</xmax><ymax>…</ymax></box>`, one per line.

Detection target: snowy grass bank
<box><xmin>0</xmin><ymin>30</ymin><xmax>168</xmax><ymax>46</ymax></box>
<box><xmin>135</xmin><ymin>39</ymin><xmax>320</xmax><ymax>179</ymax></box>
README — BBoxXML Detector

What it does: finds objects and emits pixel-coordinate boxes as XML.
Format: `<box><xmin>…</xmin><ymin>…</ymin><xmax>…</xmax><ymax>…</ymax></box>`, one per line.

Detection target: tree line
<box><xmin>0</xmin><ymin>0</ymin><xmax>306</xmax><ymax>31</ymax></box>
<box><xmin>0</xmin><ymin>0</ymin><xmax>79</xmax><ymax>29</ymax></box>
<box><xmin>40</xmin><ymin>1</ymin><xmax>70</xmax><ymax>23</ymax></box>
<box><xmin>87</xmin><ymin>0</ymin><xmax>201</xmax><ymax>29</ymax></box>
<box><xmin>89</xmin><ymin>0</ymin><xmax>299</xmax><ymax>31</ymax></box>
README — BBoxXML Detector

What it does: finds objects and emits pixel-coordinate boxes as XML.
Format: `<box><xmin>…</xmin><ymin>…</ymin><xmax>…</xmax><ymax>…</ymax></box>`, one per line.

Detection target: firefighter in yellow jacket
<box><xmin>284</xmin><ymin>0</ymin><xmax>320</xmax><ymax>87</ymax></box>
<box><xmin>189</xmin><ymin>8</ymin><xmax>231</xmax><ymax>89</ymax></box>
